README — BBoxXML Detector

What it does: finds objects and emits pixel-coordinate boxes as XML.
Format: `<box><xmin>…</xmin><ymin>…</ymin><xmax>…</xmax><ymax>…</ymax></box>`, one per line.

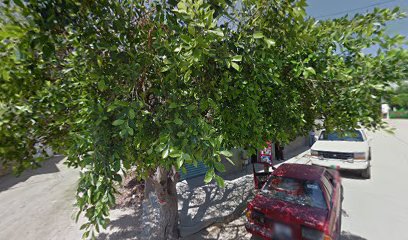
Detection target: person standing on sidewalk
<box><xmin>275</xmin><ymin>142</ymin><xmax>285</xmax><ymax>161</ymax></box>
<box><xmin>309</xmin><ymin>130</ymin><xmax>316</xmax><ymax>147</ymax></box>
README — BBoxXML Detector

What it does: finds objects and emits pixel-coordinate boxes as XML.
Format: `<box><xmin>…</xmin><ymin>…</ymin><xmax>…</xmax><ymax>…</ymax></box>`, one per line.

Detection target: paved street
<box><xmin>340</xmin><ymin>119</ymin><xmax>408</xmax><ymax>240</ymax></box>
<box><xmin>1</xmin><ymin>120</ymin><xmax>408</xmax><ymax>240</ymax></box>
<box><xmin>0</xmin><ymin>156</ymin><xmax>83</xmax><ymax>240</ymax></box>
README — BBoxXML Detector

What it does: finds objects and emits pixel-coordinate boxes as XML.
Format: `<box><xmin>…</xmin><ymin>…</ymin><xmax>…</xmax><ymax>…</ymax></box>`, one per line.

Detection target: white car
<box><xmin>310</xmin><ymin>129</ymin><xmax>372</xmax><ymax>178</ymax></box>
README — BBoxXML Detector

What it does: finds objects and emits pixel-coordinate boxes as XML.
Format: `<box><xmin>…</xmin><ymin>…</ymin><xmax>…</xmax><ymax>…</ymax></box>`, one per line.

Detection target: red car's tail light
<box><xmin>301</xmin><ymin>227</ymin><xmax>331</xmax><ymax>240</ymax></box>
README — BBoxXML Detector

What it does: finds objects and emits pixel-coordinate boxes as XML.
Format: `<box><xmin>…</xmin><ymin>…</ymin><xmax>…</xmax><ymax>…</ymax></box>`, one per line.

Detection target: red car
<box><xmin>246</xmin><ymin>163</ymin><xmax>342</xmax><ymax>240</ymax></box>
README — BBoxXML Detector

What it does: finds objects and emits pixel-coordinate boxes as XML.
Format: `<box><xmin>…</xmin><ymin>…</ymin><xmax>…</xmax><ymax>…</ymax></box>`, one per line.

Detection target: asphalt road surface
<box><xmin>1</xmin><ymin>119</ymin><xmax>408</xmax><ymax>240</ymax></box>
<box><xmin>0</xmin><ymin>156</ymin><xmax>82</xmax><ymax>240</ymax></box>
<box><xmin>340</xmin><ymin>120</ymin><xmax>408</xmax><ymax>240</ymax></box>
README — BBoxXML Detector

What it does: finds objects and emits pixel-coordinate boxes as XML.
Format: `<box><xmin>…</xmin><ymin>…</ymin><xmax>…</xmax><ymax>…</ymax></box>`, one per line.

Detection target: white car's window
<box><xmin>319</xmin><ymin>130</ymin><xmax>364</xmax><ymax>142</ymax></box>
<box><xmin>360</xmin><ymin>130</ymin><xmax>367</xmax><ymax>140</ymax></box>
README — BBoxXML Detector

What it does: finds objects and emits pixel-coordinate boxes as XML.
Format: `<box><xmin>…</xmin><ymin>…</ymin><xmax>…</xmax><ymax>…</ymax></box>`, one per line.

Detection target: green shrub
<box><xmin>390</xmin><ymin>110</ymin><xmax>408</xmax><ymax>119</ymax></box>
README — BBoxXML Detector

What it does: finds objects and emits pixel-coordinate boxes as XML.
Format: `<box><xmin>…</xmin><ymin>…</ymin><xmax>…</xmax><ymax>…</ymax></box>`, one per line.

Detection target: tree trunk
<box><xmin>151</xmin><ymin>166</ymin><xmax>180</xmax><ymax>240</ymax></box>
<box><xmin>144</xmin><ymin>176</ymin><xmax>155</xmax><ymax>199</ymax></box>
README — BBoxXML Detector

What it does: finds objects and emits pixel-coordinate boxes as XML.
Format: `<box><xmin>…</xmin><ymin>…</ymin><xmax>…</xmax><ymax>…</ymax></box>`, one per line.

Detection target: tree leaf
<box><xmin>231</xmin><ymin>55</ymin><xmax>242</xmax><ymax>62</ymax></box>
<box><xmin>204</xmin><ymin>169</ymin><xmax>214</xmax><ymax>184</ymax></box>
<box><xmin>214</xmin><ymin>175</ymin><xmax>225</xmax><ymax>188</ymax></box>
<box><xmin>107</xmin><ymin>104</ymin><xmax>117</xmax><ymax>112</ymax></box>
<box><xmin>264</xmin><ymin>38</ymin><xmax>276</xmax><ymax>47</ymax></box>
<box><xmin>112</xmin><ymin>119</ymin><xmax>125</xmax><ymax>126</ymax></box>
<box><xmin>225</xmin><ymin>157</ymin><xmax>235</xmax><ymax>165</ymax></box>
<box><xmin>169</xmin><ymin>102</ymin><xmax>178</xmax><ymax>108</ymax></box>
<box><xmin>128</xmin><ymin>109</ymin><xmax>135</xmax><ymax>119</ymax></box>
<box><xmin>188</xmin><ymin>25</ymin><xmax>195</xmax><ymax>35</ymax></box>
<box><xmin>13</xmin><ymin>0</ymin><xmax>24</xmax><ymax>8</ymax></box>
<box><xmin>182</xmin><ymin>153</ymin><xmax>191</xmax><ymax>161</ymax></box>
<box><xmin>97</xmin><ymin>56</ymin><xmax>103</xmax><ymax>67</ymax></box>
<box><xmin>209</xmin><ymin>29</ymin><xmax>224</xmax><ymax>37</ymax></box>
<box><xmin>306</xmin><ymin>67</ymin><xmax>316</xmax><ymax>75</ymax></box>
<box><xmin>214</xmin><ymin>162</ymin><xmax>226</xmax><ymax>172</ymax></box>
<box><xmin>42</xmin><ymin>42</ymin><xmax>55</xmax><ymax>60</ymax></box>
<box><xmin>169</xmin><ymin>150</ymin><xmax>181</xmax><ymax>158</ymax></box>
<box><xmin>176</xmin><ymin>157</ymin><xmax>184</xmax><ymax>169</ymax></box>
<box><xmin>2</xmin><ymin>71</ymin><xmax>10</xmax><ymax>81</ymax></box>
<box><xmin>220</xmin><ymin>150</ymin><xmax>233</xmax><ymax>157</ymax></box>
<box><xmin>98</xmin><ymin>81</ymin><xmax>107</xmax><ymax>91</ymax></box>
<box><xmin>231</xmin><ymin>62</ymin><xmax>240</xmax><ymax>71</ymax></box>
<box><xmin>162</xmin><ymin>147</ymin><xmax>169</xmax><ymax>159</ymax></box>
<box><xmin>128</xmin><ymin>127</ymin><xmax>134</xmax><ymax>136</ymax></box>
<box><xmin>174</xmin><ymin>118</ymin><xmax>183</xmax><ymax>125</ymax></box>
<box><xmin>253</xmin><ymin>32</ymin><xmax>264</xmax><ymax>39</ymax></box>
<box><xmin>161</xmin><ymin>65</ymin><xmax>171</xmax><ymax>72</ymax></box>
<box><xmin>87</xmin><ymin>189</ymin><xmax>93</xmax><ymax>204</ymax></box>
<box><xmin>177</xmin><ymin>2</ymin><xmax>186</xmax><ymax>10</ymax></box>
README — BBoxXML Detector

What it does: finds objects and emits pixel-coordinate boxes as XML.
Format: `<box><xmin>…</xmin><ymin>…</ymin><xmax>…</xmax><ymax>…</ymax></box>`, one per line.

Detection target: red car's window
<box><xmin>262</xmin><ymin>176</ymin><xmax>327</xmax><ymax>209</ymax></box>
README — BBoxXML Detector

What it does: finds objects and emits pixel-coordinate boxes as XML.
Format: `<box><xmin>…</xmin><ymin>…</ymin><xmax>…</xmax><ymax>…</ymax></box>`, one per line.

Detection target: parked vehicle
<box><xmin>310</xmin><ymin>129</ymin><xmax>372</xmax><ymax>178</ymax></box>
<box><xmin>246</xmin><ymin>163</ymin><xmax>342</xmax><ymax>240</ymax></box>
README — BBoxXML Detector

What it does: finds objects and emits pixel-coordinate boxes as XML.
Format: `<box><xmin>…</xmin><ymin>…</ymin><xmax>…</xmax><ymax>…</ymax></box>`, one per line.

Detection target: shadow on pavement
<box><xmin>184</xmin><ymin>212</ymin><xmax>251</xmax><ymax>240</ymax></box>
<box><xmin>220</xmin><ymin>168</ymin><xmax>252</xmax><ymax>181</ymax></box>
<box><xmin>191</xmin><ymin>222</ymin><xmax>248</xmax><ymax>240</ymax></box>
<box><xmin>341</xmin><ymin>231</ymin><xmax>368</xmax><ymax>240</ymax></box>
<box><xmin>339</xmin><ymin>170</ymin><xmax>369</xmax><ymax>180</ymax></box>
<box><xmin>0</xmin><ymin>155</ymin><xmax>65</xmax><ymax>192</ymax></box>
<box><xmin>96</xmin><ymin>208</ymin><xmax>142</xmax><ymax>240</ymax></box>
<box><xmin>283</xmin><ymin>145</ymin><xmax>310</xmax><ymax>160</ymax></box>
<box><xmin>179</xmin><ymin>176</ymin><xmax>254</xmax><ymax>238</ymax></box>
<box><xmin>342</xmin><ymin>209</ymin><xmax>349</xmax><ymax>218</ymax></box>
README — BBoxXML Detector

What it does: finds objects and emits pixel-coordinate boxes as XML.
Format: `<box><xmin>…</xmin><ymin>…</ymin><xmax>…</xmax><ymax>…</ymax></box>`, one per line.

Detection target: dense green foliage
<box><xmin>390</xmin><ymin>82</ymin><xmax>408</xmax><ymax>110</ymax></box>
<box><xmin>1</xmin><ymin>0</ymin><xmax>408</xmax><ymax>238</ymax></box>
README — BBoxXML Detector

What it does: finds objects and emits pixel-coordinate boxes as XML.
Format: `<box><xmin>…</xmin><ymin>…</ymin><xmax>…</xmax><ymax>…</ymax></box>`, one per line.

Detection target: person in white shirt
<box><xmin>381</xmin><ymin>103</ymin><xmax>390</xmax><ymax>119</ymax></box>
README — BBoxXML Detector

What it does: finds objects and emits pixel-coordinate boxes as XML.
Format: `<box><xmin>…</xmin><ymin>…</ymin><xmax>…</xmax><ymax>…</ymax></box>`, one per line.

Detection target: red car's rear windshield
<box><xmin>262</xmin><ymin>176</ymin><xmax>327</xmax><ymax>209</ymax></box>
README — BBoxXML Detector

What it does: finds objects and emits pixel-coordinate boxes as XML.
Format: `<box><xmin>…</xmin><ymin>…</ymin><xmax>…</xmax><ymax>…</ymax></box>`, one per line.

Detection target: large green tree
<box><xmin>1</xmin><ymin>0</ymin><xmax>407</xmax><ymax>239</ymax></box>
